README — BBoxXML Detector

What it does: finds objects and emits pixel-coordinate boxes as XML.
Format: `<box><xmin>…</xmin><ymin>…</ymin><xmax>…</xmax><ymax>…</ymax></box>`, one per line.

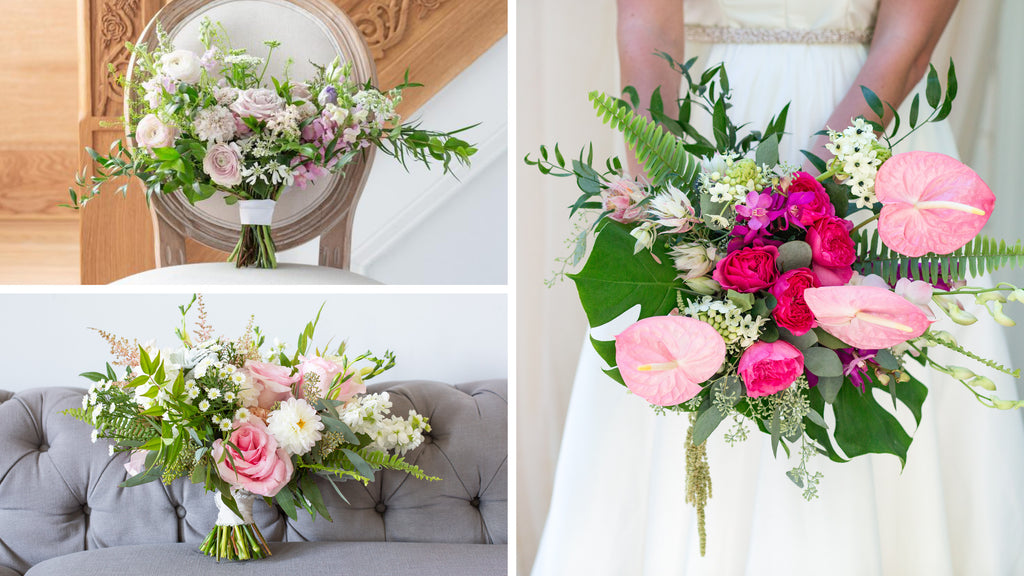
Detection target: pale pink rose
<box><xmin>124</xmin><ymin>450</ymin><xmax>148</xmax><ymax>476</ymax></box>
<box><xmin>601</xmin><ymin>178</ymin><xmax>649</xmax><ymax>223</ymax></box>
<box><xmin>202</xmin><ymin>143</ymin><xmax>243</xmax><ymax>188</ymax></box>
<box><xmin>212</xmin><ymin>417</ymin><xmax>293</xmax><ymax>497</ymax></box>
<box><xmin>230</xmin><ymin>88</ymin><xmax>285</xmax><ymax>120</ymax></box>
<box><xmin>244</xmin><ymin>360</ymin><xmax>298</xmax><ymax>409</ymax></box>
<box><xmin>135</xmin><ymin>114</ymin><xmax>178</xmax><ymax>149</ymax></box>
<box><xmin>296</xmin><ymin>355</ymin><xmax>365</xmax><ymax>401</ymax></box>
<box><xmin>737</xmin><ymin>341</ymin><xmax>804</xmax><ymax>398</ymax></box>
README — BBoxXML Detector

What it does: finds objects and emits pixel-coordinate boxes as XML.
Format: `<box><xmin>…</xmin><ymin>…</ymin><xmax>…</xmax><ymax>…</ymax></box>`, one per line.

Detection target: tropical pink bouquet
<box><xmin>527</xmin><ymin>56</ymin><xmax>1024</xmax><ymax>554</ymax></box>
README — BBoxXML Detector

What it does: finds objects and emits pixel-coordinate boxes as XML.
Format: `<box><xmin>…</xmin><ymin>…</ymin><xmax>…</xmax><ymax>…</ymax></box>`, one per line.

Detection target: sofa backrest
<box><xmin>0</xmin><ymin>379</ymin><xmax>507</xmax><ymax>575</ymax></box>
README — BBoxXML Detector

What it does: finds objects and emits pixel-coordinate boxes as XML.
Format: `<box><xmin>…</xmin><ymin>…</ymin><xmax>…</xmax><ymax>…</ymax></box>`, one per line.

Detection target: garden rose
<box><xmin>770</xmin><ymin>268</ymin><xmax>821</xmax><ymax>336</ymax></box>
<box><xmin>230</xmin><ymin>88</ymin><xmax>285</xmax><ymax>120</ymax></box>
<box><xmin>806</xmin><ymin>216</ymin><xmax>856</xmax><ymax>286</ymax></box>
<box><xmin>296</xmin><ymin>355</ymin><xmax>364</xmax><ymax>401</ymax></box>
<box><xmin>212</xmin><ymin>417</ymin><xmax>293</xmax><ymax>497</ymax></box>
<box><xmin>202</xmin><ymin>143</ymin><xmax>243</xmax><ymax>187</ymax></box>
<box><xmin>737</xmin><ymin>340</ymin><xmax>804</xmax><ymax>398</ymax></box>
<box><xmin>159</xmin><ymin>49</ymin><xmax>202</xmax><ymax>84</ymax></box>
<box><xmin>786</xmin><ymin>172</ymin><xmax>834</xmax><ymax>226</ymax></box>
<box><xmin>712</xmin><ymin>245</ymin><xmax>779</xmax><ymax>293</ymax></box>
<box><xmin>601</xmin><ymin>178</ymin><xmax>648</xmax><ymax>223</ymax></box>
<box><xmin>244</xmin><ymin>360</ymin><xmax>298</xmax><ymax>409</ymax></box>
<box><xmin>135</xmin><ymin>114</ymin><xmax>178</xmax><ymax>149</ymax></box>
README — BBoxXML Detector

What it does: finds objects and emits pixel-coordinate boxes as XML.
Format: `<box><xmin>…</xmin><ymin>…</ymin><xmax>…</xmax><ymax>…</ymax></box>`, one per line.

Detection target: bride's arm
<box><xmin>807</xmin><ymin>0</ymin><xmax>959</xmax><ymax>167</ymax></box>
<box><xmin>617</xmin><ymin>0</ymin><xmax>684</xmax><ymax>177</ymax></box>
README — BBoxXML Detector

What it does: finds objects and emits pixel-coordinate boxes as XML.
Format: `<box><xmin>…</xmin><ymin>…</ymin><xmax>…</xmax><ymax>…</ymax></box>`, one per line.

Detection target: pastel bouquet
<box><xmin>68</xmin><ymin>19</ymin><xmax>476</xmax><ymax>268</ymax></box>
<box><xmin>528</xmin><ymin>56</ymin><xmax>1024</xmax><ymax>554</ymax></box>
<box><xmin>65</xmin><ymin>296</ymin><xmax>435</xmax><ymax>561</ymax></box>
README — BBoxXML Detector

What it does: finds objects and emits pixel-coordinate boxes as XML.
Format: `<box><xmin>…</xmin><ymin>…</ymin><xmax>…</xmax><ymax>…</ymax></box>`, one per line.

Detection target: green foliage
<box><xmin>357</xmin><ymin>449</ymin><xmax>440</xmax><ymax>481</ymax></box>
<box><xmin>588</xmin><ymin>90</ymin><xmax>701</xmax><ymax>188</ymax></box>
<box><xmin>853</xmin><ymin>229</ymin><xmax>1024</xmax><ymax>285</ymax></box>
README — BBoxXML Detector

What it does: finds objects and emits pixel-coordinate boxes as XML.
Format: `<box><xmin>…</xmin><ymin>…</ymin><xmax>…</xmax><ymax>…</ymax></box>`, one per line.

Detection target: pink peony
<box><xmin>135</xmin><ymin>114</ymin><xmax>178</xmax><ymax>149</ymax></box>
<box><xmin>212</xmin><ymin>417</ymin><xmax>293</xmax><ymax>497</ymax></box>
<box><xmin>807</xmin><ymin>216</ymin><xmax>856</xmax><ymax>268</ymax></box>
<box><xmin>601</xmin><ymin>178</ymin><xmax>648</xmax><ymax>223</ymax></box>
<box><xmin>770</xmin><ymin>268</ymin><xmax>821</xmax><ymax>336</ymax></box>
<box><xmin>737</xmin><ymin>340</ymin><xmax>804</xmax><ymax>398</ymax></box>
<box><xmin>803</xmin><ymin>285</ymin><xmax>932</xmax><ymax>349</ymax></box>
<box><xmin>244</xmin><ymin>360</ymin><xmax>298</xmax><ymax>409</ymax></box>
<box><xmin>712</xmin><ymin>245</ymin><xmax>779</xmax><ymax>293</ymax></box>
<box><xmin>875</xmin><ymin>151</ymin><xmax>994</xmax><ymax>257</ymax></box>
<box><xmin>296</xmin><ymin>355</ymin><xmax>364</xmax><ymax>401</ymax></box>
<box><xmin>230</xmin><ymin>88</ymin><xmax>285</xmax><ymax>121</ymax></box>
<box><xmin>615</xmin><ymin>316</ymin><xmax>726</xmax><ymax>406</ymax></box>
<box><xmin>202</xmin><ymin>143</ymin><xmax>243</xmax><ymax>188</ymax></box>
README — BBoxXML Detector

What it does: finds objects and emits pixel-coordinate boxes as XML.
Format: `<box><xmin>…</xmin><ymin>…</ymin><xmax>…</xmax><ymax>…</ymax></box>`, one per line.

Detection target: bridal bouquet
<box><xmin>528</xmin><ymin>56</ymin><xmax>1024</xmax><ymax>554</ymax></box>
<box><xmin>64</xmin><ymin>296</ymin><xmax>435</xmax><ymax>561</ymax></box>
<box><xmin>67</xmin><ymin>19</ymin><xmax>476</xmax><ymax>268</ymax></box>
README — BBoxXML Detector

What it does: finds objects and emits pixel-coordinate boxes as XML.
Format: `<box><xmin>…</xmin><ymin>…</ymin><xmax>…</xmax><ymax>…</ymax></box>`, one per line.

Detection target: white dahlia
<box><xmin>267</xmin><ymin>398</ymin><xmax>324</xmax><ymax>455</ymax></box>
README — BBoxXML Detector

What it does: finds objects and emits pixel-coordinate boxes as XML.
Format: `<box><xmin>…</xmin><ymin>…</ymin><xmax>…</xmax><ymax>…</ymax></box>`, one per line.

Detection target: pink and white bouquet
<box><xmin>68</xmin><ymin>18</ymin><xmax>476</xmax><ymax>268</ymax></box>
<box><xmin>528</xmin><ymin>56</ymin><xmax>1024</xmax><ymax>554</ymax></box>
<box><xmin>65</xmin><ymin>296</ymin><xmax>434</xmax><ymax>561</ymax></box>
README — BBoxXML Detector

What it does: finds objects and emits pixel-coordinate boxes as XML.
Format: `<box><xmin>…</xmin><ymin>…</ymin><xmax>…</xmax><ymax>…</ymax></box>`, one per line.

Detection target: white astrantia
<box><xmin>267</xmin><ymin>398</ymin><xmax>324</xmax><ymax>456</ymax></box>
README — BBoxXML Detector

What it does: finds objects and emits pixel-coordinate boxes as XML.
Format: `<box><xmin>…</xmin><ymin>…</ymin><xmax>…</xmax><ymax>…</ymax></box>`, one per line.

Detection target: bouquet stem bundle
<box><xmin>230</xmin><ymin>225</ymin><xmax>277</xmax><ymax>268</ymax></box>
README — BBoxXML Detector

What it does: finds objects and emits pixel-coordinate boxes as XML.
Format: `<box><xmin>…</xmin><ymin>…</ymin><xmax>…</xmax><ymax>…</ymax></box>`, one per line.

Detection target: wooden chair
<box><xmin>116</xmin><ymin>0</ymin><xmax>378</xmax><ymax>284</ymax></box>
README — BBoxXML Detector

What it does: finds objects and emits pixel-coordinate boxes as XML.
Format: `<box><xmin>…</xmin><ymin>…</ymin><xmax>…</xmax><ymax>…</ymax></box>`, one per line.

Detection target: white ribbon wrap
<box><xmin>214</xmin><ymin>489</ymin><xmax>256</xmax><ymax>526</ymax></box>
<box><xmin>237</xmin><ymin>199</ymin><xmax>277</xmax><ymax>226</ymax></box>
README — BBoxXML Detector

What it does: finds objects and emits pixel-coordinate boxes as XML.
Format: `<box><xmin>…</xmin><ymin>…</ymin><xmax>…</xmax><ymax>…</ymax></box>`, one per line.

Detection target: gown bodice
<box><xmin>684</xmin><ymin>0</ymin><xmax>878</xmax><ymax>32</ymax></box>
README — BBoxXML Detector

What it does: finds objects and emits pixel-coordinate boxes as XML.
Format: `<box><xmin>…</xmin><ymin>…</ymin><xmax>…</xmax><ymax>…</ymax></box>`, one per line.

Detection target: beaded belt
<box><xmin>685</xmin><ymin>24</ymin><xmax>873</xmax><ymax>45</ymax></box>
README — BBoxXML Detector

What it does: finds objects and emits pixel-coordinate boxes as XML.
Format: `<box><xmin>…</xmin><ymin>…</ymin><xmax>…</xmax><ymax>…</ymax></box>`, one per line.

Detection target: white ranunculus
<box><xmin>266</xmin><ymin>398</ymin><xmax>324</xmax><ymax>456</ymax></box>
<box><xmin>159</xmin><ymin>49</ymin><xmax>203</xmax><ymax>84</ymax></box>
<box><xmin>135</xmin><ymin>114</ymin><xmax>178</xmax><ymax>149</ymax></box>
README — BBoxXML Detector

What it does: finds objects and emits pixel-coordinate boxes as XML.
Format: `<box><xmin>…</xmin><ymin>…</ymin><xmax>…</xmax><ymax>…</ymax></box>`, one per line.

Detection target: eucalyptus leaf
<box><xmin>813</xmin><ymin>328</ymin><xmax>851</xmax><ymax>350</ymax></box>
<box><xmin>804</xmin><ymin>347</ymin><xmax>843</xmax><ymax>377</ymax></box>
<box><xmin>777</xmin><ymin>241</ymin><xmax>812</xmax><ymax>271</ymax></box>
<box><xmin>816</xmin><ymin>375</ymin><xmax>844</xmax><ymax>404</ymax></box>
<box><xmin>777</xmin><ymin>326</ymin><xmax>818</xmax><ymax>350</ymax></box>
<box><xmin>755</xmin><ymin>133</ymin><xmax>779</xmax><ymax>167</ymax></box>
<box><xmin>875</xmin><ymin>349</ymin><xmax>899</xmax><ymax>370</ymax></box>
<box><xmin>727</xmin><ymin>290</ymin><xmax>754</xmax><ymax>312</ymax></box>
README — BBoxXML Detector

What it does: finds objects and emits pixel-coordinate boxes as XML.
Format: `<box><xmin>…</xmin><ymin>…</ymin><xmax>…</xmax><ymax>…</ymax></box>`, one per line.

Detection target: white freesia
<box><xmin>267</xmin><ymin>398</ymin><xmax>324</xmax><ymax>456</ymax></box>
<box><xmin>159</xmin><ymin>49</ymin><xmax>203</xmax><ymax>84</ymax></box>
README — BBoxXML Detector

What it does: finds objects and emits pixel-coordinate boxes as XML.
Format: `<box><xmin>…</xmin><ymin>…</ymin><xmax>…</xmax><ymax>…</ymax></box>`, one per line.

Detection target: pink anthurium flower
<box><xmin>615</xmin><ymin>316</ymin><xmax>727</xmax><ymax>406</ymax></box>
<box><xmin>803</xmin><ymin>285</ymin><xmax>932</xmax><ymax>349</ymax></box>
<box><xmin>875</xmin><ymin>151</ymin><xmax>994</xmax><ymax>257</ymax></box>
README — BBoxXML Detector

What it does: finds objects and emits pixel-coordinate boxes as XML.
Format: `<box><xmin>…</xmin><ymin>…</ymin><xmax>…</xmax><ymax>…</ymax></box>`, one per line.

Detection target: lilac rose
<box><xmin>230</xmin><ymin>88</ymin><xmax>285</xmax><ymax>120</ymax></box>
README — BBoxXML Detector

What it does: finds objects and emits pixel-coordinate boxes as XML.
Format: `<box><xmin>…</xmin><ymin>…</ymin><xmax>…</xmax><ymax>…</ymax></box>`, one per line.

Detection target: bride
<box><xmin>530</xmin><ymin>1</ymin><xmax>1024</xmax><ymax>574</ymax></box>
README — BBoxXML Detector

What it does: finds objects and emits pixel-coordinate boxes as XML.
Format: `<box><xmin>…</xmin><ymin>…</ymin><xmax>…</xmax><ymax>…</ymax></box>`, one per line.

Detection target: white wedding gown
<box><xmin>531</xmin><ymin>1</ymin><xmax>1024</xmax><ymax>574</ymax></box>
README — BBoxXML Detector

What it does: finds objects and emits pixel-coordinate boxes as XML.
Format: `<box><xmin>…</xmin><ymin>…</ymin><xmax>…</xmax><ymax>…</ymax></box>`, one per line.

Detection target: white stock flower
<box><xmin>267</xmin><ymin>398</ymin><xmax>324</xmax><ymax>456</ymax></box>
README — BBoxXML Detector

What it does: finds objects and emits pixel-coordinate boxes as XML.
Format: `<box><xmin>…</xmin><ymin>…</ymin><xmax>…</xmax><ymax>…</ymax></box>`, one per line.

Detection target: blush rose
<box><xmin>212</xmin><ymin>417</ymin><xmax>293</xmax><ymax>497</ymax></box>
<box><xmin>244</xmin><ymin>360</ymin><xmax>298</xmax><ymax>409</ymax></box>
<box><xmin>737</xmin><ymin>340</ymin><xmax>805</xmax><ymax>398</ymax></box>
<box><xmin>295</xmin><ymin>355</ymin><xmax>365</xmax><ymax>402</ymax></box>
<box><xmin>770</xmin><ymin>268</ymin><xmax>821</xmax><ymax>336</ymax></box>
<box><xmin>230</xmin><ymin>88</ymin><xmax>285</xmax><ymax>121</ymax></box>
<box><xmin>712</xmin><ymin>245</ymin><xmax>780</xmax><ymax>293</ymax></box>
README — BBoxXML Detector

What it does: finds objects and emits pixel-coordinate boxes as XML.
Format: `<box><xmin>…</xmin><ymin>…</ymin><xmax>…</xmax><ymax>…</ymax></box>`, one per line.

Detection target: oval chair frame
<box><xmin>125</xmin><ymin>0</ymin><xmax>377</xmax><ymax>268</ymax></box>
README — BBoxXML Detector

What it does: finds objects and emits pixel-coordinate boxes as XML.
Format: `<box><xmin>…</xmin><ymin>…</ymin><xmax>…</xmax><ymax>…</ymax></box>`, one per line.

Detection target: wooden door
<box><xmin>78</xmin><ymin>0</ymin><xmax>506</xmax><ymax>283</ymax></box>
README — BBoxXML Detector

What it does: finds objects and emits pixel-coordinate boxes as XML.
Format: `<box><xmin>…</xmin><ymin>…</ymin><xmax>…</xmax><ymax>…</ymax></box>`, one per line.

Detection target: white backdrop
<box><xmin>0</xmin><ymin>293</ymin><xmax>506</xmax><ymax>393</ymax></box>
<box><xmin>516</xmin><ymin>0</ymin><xmax>1024</xmax><ymax>573</ymax></box>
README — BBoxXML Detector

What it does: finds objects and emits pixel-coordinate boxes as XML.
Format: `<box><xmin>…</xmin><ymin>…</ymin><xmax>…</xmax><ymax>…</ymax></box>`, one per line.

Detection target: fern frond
<box><xmin>300</xmin><ymin>462</ymin><xmax>371</xmax><ymax>483</ymax></box>
<box><xmin>854</xmin><ymin>230</ymin><xmax>1024</xmax><ymax>285</ymax></box>
<box><xmin>62</xmin><ymin>407</ymin><xmax>89</xmax><ymax>422</ymax></box>
<box><xmin>357</xmin><ymin>449</ymin><xmax>440</xmax><ymax>481</ymax></box>
<box><xmin>588</xmin><ymin>91</ymin><xmax>701</xmax><ymax>188</ymax></box>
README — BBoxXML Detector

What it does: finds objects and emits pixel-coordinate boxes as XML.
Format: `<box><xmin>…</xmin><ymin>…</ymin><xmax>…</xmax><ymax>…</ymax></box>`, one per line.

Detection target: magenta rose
<box><xmin>786</xmin><ymin>172</ymin><xmax>834</xmax><ymax>226</ymax></box>
<box><xmin>812</xmin><ymin>263</ymin><xmax>854</xmax><ymax>287</ymax></box>
<box><xmin>712</xmin><ymin>245</ymin><xmax>779</xmax><ymax>293</ymax></box>
<box><xmin>296</xmin><ymin>355</ymin><xmax>365</xmax><ymax>401</ymax></box>
<box><xmin>212</xmin><ymin>417</ymin><xmax>293</xmax><ymax>497</ymax></box>
<box><xmin>737</xmin><ymin>340</ymin><xmax>804</xmax><ymax>397</ymax></box>
<box><xmin>807</xmin><ymin>216</ymin><xmax>856</xmax><ymax>267</ymax></box>
<box><xmin>230</xmin><ymin>88</ymin><xmax>285</xmax><ymax>120</ymax></box>
<box><xmin>770</xmin><ymin>268</ymin><xmax>821</xmax><ymax>336</ymax></box>
<box><xmin>244</xmin><ymin>360</ymin><xmax>298</xmax><ymax>409</ymax></box>
<box><xmin>601</xmin><ymin>178</ymin><xmax>648</xmax><ymax>223</ymax></box>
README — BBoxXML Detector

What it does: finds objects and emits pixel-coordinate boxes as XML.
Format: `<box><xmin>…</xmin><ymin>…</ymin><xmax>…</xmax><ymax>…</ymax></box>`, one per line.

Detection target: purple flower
<box><xmin>734</xmin><ymin>190</ymin><xmax>776</xmax><ymax>232</ymax></box>
<box><xmin>318</xmin><ymin>86</ymin><xmax>338</xmax><ymax>106</ymax></box>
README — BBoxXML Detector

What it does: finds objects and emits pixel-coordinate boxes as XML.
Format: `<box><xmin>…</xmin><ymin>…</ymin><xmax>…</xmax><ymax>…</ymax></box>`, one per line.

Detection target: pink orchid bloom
<box><xmin>875</xmin><ymin>151</ymin><xmax>994</xmax><ymax>257</ymax></box>
<box><xmin>803</xmin><ymin>285</ymin><xmax>932</xmax><ymax>349</ymax></box>
<box><xmin>615</xmin><ymin>316</ymin><xmax>726</xmax><ymax>406</ymax></box>
<box><xmin>894</xmin><ymin>278</ymin><xmax>936</xmax><ymax>320</ymax></box>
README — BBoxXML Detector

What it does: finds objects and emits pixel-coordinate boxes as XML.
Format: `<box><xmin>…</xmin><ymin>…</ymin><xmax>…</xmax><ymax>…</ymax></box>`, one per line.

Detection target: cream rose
<box><xmin>135</xmin><ymin>114</ymin><xmax>178</xmax><ymax>149</ymax></box>
<box><xmin>202</xmin><ymin>143</ymin><xmax>243</xmax><ymax>188</ymax></box>
<box><xmin>159</xmin><ymin>49</ymin><xmax>202</xmax><ymax>84</ymax></box>
<box><xmin>230</xmin><ymin>88</ymin><xmax>285</xmax><ymax>120</ymax></box>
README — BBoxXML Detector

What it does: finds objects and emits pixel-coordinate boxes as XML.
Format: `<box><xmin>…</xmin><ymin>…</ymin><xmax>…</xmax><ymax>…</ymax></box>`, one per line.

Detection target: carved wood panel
<box><xmin>78</xmin><ymin>0</ymin><xmax>506</xmax><ymax>284</ymax></box>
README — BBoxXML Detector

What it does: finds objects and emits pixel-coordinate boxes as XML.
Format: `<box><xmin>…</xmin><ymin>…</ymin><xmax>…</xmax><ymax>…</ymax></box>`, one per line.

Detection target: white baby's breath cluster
<box><xmin>683</xmin><ymin>296</ymin><xmax>768</xmax><ymax>350</ymax></box>
<box><xmin>700</xmin><ymin>157</ymin><xmax>768</xmax><ymax>205</ymax></box>
<box><xmin>825</xmin><ymin>118</ymin><xmax>886</xmax><ymax>209</ymax></box>
<box><xmin>352</xmin><ymin>88</ymin><xmax>402</xmax><ymax>129</ymax></box>
<box><xmin>340</xmin><ymin>392</ymin><xmax>430</xmax><ymax>455</ymax></box>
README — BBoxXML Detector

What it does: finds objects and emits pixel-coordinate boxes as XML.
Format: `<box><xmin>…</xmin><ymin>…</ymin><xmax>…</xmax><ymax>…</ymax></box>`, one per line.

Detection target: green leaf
<box><xmin>693</xmin><ymin>376</ymin><xmax>741</xmax><ymax>446</ymax></box>
<box><xmin>299</xmin><ymin>473</ymin><xmax>332</xmax><ymax>521</ymax></box>
<box><xmin>860</xmin><ymin>85</ymin><xmax>885</xmax><ymax>120</ymax></box>
<box><xmin>275</xmin><ymin>485</ymin><xmax>298</xmax><ymax>520</ymax></box>
<box><xmin>803</xmin><ymin>347</ymin><xmax>843</xmax><ymax>377</ymax></box>
<box><xmin>777</xmin><ymin>326</ymin><xmax>818</xmax><ymax>350</ymax></box>
<box><xmin>800</xmin><ymin>150</ymin><xmax>828</xmax><ymax>174</ymax></box>
<box><xmin>813</xmin><ymin>328</ymin><xmax>851</xmax><ymax>350</ymax></box>
<box><xmin>925</xmin><ymin>64</ymin><xmax>941</xmax><ymax>109</ymax></box>
<box><xmin>874</xmin><ymin>349</ymin><xmax>899</xmax><ymax>370</ymax></box>
<box><xmin>908</xmin><ymin>94</ymin><xmax>920</xmax><ymax>128</ymax></box>
<box><xmin>934</xmin><ymin>60</ymin><xmax>958</xmax><ymax>122</ymax></box>
<box><xmin>777</xmin><ymin>241</ymin><xmax>812</xmax><ymax>271</ymax></box>
<box><xmin>569</xmin><ymin>220</ymin><xmax>679</xmax><ymax>327</ymax></box>
<box><xmin>755</xmin><ymin>133</ymin><xmax>779</xmax><ymax>167</ymax></box>
<box><xmin>816</xmin><ymin>375</ymin><xmax>844</xmax><ymax>404</ymax></box>
<box><xmin>832</xmin><ymin>373</ymin><xmax>926</xmax><ymax>467</ymax></box>
<box><xmin>342</xmin><ymin>448</ymin><xmax>375</xmax><ymax>480</ymax></box>
<box><xmin>822</xmin><ymin>178</ymin><xmax>849</xmax><ymax>218</ymax></box>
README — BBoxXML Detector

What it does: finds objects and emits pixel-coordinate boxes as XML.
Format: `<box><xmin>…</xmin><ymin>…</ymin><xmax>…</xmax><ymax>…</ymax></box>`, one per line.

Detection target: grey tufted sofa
<box><xmin>0</xmin><ymin>379</ymin><xmax>507</xmax><ymax>576</ymax></box>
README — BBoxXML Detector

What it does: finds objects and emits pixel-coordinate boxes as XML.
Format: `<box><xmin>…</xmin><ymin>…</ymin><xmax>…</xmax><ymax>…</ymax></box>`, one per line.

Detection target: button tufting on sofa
<box><xmin>470</xmin><ymin>496</ymin><xmax>481</xmax><ymax>508</ymax></box>
<box><xmin>0</xmin><ymin>380</ymin><xmax>507</xmax><ymax>575</ymax></box>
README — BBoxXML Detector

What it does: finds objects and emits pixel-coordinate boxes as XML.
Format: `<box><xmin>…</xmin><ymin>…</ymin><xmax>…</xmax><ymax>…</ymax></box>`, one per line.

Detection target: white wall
<box><xmin>0</xmin><ymin>293</ymin><xmax>506</xmax><ymax>393</ymax></box>
<box><xmin>279</xmin><ymin>37</ymin><xmax>509</xmax><ymax>285</ymax></box>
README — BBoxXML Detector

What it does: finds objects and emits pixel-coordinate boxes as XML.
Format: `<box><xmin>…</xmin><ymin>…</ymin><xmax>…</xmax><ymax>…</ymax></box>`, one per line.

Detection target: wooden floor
<box><xmin>0</xmin><ymin>218</ymin><xmax>80</xmax><ymax>284</ymax></box>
